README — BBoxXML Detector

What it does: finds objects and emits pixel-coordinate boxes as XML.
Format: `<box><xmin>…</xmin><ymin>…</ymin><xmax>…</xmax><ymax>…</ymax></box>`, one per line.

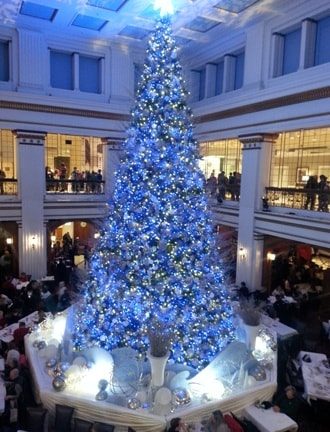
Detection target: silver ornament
<box><xmin>45</xmin><ymin>358</ymin><xmax>57</xmax><ymax>369</ymax></box>
<box><xmin>127</xmin><ymin>398</ymin><xmax>141</xmax><ymax>410</ymax></box>
<box><xmin>33</xmin><ymin>340</ymin><xmax>40</xmax><ymax>348</ymax></box>
<box><xmin>98</xmin><ymin>379</ymin><xmax>108</xmax><ymax>390</ymax></box>
<box><xmin>95</xmin><ymin>390</ymin><xmax>108</xmax><ymax>401</ymax></box>
<box><xmin>38</xmin><ymin>341</ymin><xmax>46</xmax><ymax>350</ymax></box>
<box><xmin>249</xmin><ymin>365</ymin><xmax>267</xmax><ymax>381</ymax></box>
<box><xmin>173</xmin><ymin>388</ymin><xmax>191</xmax><ymax>406</ymax></box>
<box><xmin>52</xmin><ymin>375</ymin><xmax>66</xmax><ymax>391</ymax></box>
<box><xmin>58</xmin><ymin>362</ymin><xmax>70</xmax><ymax>373</ymax></box>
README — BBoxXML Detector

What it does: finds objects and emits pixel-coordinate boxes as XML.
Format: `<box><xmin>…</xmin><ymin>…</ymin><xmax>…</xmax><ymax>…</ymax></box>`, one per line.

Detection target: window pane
<box><xmin>282</xmin><ymin>29</ymin><xmax>301</xmax><ymax>75</ymax></box>
<box><xmin>0</xmin><ymin>41</ymin><xmax>9</xmax><ymax>82</ymax></box>
<box><xmin>50</xmin><ymin>51</ymin><xmax>73</xmax><ymax>90</ymax></box>
<box><xmin>315</xmin><ymin>15</ymin><xmax>330</xmax><ymax>66</ymax></box>
<box><xmin>234</xmin><ymin>52</ymin><xmax>244</xmax><ymax>90</ymax></box>
<box><xmin>215</xmin><ymin>61</ymin><xmax>224</xmax><ymax>95</ymax></box>
<box><xmin>79</xmin><ymin>55</ymin><xmax>101</xmax><ymax>93</ymax></box>
<box><xmin>199</xmin><ymin>69</ymin><xmax>205</xmax><ymax>100</ymax></box>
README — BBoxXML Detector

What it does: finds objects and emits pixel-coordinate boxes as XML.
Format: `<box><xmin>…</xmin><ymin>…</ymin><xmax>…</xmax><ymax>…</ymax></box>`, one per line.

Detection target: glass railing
<box><xmin>265</xmin><ymin>187</ymin><xmax>329</xmax><ymax>212</ymax></box>
<box><xmin>0</xmin><ymin>179</ymin><xmax>18</xmax><ymax>195</ymax></box>
<box><xmin>46</xmin><ymin>179</ymin><xmax>105</xmax><ymax>194</ymax></box>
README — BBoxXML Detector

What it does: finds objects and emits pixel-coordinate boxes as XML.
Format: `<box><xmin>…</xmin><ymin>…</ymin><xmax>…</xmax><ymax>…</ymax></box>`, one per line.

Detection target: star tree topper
<box><xmin>154</xmin><ymin>0</ymin><xmax>174</xmax><ymax>16</ymax></box>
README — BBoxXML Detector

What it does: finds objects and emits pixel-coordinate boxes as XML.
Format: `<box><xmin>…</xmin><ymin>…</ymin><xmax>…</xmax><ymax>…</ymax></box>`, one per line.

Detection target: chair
<box><xmin>73</xmin><ymin>418</ymin><xmax>93</xmax><ymax>432</ymax></box>
<box><xmin>26</xmin><ymin>406</ymin><xmax>48</xmax><ymax>432</ymax></box>
<box><xmin>93</xmin><ymin>422</ymin><xmax>115</xmax><ymax>432</ymax></box>
<box><xmin>54</xmin><ymin>404</ymin><xmax>74</xmax><ymax>432</ymax></box>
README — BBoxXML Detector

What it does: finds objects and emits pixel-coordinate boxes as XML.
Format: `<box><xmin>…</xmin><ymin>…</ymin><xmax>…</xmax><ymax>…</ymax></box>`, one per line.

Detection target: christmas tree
<box><xmin>73</xmin><ymin>8</ymin><xmax>234</xmax><ymax>370</ymax></box>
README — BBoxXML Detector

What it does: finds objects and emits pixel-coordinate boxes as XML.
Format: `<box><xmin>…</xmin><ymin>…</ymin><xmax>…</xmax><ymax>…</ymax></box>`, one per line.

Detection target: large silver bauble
<box><xmin>98</xmin><ymin>379</ymin><xmax>108</xmax><ymax>390</ymax></box>
<box><xmin>127</xmin><ymin>398</ymin><xmax>141</xmax><ymax>410</ymax></box>
<box><xmin>172</xmin><ymin>388</ymin><xmax>191</xmax><ymax>406</ymax></box>
<box><xmin>52</xmin><ymin>375</ymin><xmax>66</xmax><ymax>392</ymax></box>
<box><xmin>95</xmin><ymin>390</ymin><xmax>108</xmax><ymax>401</ymax></box>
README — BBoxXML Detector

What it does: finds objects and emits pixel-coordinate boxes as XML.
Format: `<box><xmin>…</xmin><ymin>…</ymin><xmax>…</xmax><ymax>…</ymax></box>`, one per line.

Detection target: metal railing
<box><xmin>46</xmin><ymin>179</ymin><xmax>105</xmax><ymax>194</ymax></box>
<box><xmin>0</xmin><ymin>179</ymin><xmax>18</xmax><ymax>195</ymax></box>
<box><xmin>265</xmin><ymin>187</ymin><xmax>329</xmax><ymax>212</ymax></box>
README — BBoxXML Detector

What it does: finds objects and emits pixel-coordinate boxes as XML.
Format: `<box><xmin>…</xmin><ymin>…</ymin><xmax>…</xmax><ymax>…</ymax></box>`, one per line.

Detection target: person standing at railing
<box><xmin>318</xmin><ymin>174</ymin><xmax>329</xmax><ymax>212</ymax></box>
<box><xmin>0</xmin><ymin>169</ymin><xmax>6</xmax><ymax>194</ymax></box>
<box><xmin>59</xmin><ymin>162</ymin><xmax>67</xmax><ymax>192</ymax></box>
<box><xmin>304</xmin><ymin>175</ymin><xmax>318</xmax><ymax>210</ymax></box>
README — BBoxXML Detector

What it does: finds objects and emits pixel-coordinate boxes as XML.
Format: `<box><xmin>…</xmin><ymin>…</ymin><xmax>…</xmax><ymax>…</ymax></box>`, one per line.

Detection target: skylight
<box><xmin>119</xmin><ymin>26</ymin><xmax>151</xmax><ymax>40</ymax></box>
<box><xmin>20</xmin><ymin>1</ymin><xmax>58</xmax><ymax>21</ymax></box>
<box><xmin>72</xmin><ymin>14</ymin><xmax>108</xmax><ymax>31</ymax></box>
<box><xmin>87</xmin><ymin>0</ymin><xmax>128</xmax><ymax>12</ymax></box>
<box><xmin>214</xmin><ymin>0</ymin><xmax>260</xmax><ymax>14</ymax></box>
<box><xmin>184</xmin><ymin>16</ymin><xmax>220</xmax><ymax>33</ymax></box>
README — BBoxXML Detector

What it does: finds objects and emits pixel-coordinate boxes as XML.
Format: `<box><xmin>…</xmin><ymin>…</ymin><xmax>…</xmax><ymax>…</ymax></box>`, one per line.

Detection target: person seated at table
<box><xmin>13</xmin><ymin>322</ymin><xmax>29</xmax><ymax>352</ymax></box>
<box><xmin>167</xmin><ymin>417</ymin><xmax>189</xmax><ymax>432</ymax></box>
<box><xmin>273</xmin><ymin>295</ymin><xmax>291</xmax><ymax>325</ymax></box>
<box><xmin>0</xmin><ymin>310</ymin><xmax>6</xmax><ymax>329</ymax></box>
<box><xmin>5</xmin><ymin>342</ymin><xmax>20</xmax><ymax>369</ymax></box>
<box><xmin>272</xmin><ymin>385</ymin><xmax>302</xmax><ymax>422</ymax></box>
<box><xmin>205</xmin><ymin>410</ymin><xmax>231</xmax><ymax>432</ymax></box>
<box><xmin>19</xmin><ymin>272</ymin><xmax>29</xmax><ymax>282</ymax></box>
<box><xmin>272</xmin><ymin>285</ymin><xmax>284</xmax><ymax>298</ymax></box>
<box><xmin>3</xmin><ymin>367</ymin><xmax>25</xmax><ymax>427</ymax></box>
<box><xmin>0</xmin><ymin>292</ymin><xmax>13</xmax><ymax>308</ymax></box>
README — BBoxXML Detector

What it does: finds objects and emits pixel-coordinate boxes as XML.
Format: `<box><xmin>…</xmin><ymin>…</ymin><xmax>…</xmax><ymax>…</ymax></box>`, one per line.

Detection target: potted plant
<box><xmin>147</xmin><ymin>319</ymin><xmax>173</xmax><ymax>387</ymax></box>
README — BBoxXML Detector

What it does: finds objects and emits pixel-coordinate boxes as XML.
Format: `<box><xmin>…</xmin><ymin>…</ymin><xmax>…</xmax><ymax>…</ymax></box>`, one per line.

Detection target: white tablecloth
<box><xmin>25</xmin><ymin>333</ymin><xmax>277</xmax><ymax>432</ymax></box>
<box><xmin>298</xmin><ymin>351</ymin><xmax>330</xmax><ymax>402</ymax></box>
<box><xmin>243</xmin><ymin>405</ymin><xmax>298</xmax><ymax>432</ymax></box>
<box><xmin>261</xmin><ymin>315</ymin><xmax>298</xmax><ymax>340</ymax></box>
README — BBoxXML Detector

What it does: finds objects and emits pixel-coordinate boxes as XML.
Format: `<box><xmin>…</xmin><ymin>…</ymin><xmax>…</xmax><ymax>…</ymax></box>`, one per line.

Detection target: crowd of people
<box><xmin>45</xmin><ymin>164</ymin><xmax>104</xmax><ymax>194</ymax></box>
<box><xmin>205</xmin><ymin>170</ymin><xmax>241</xmax><ymax>203</ymax></box>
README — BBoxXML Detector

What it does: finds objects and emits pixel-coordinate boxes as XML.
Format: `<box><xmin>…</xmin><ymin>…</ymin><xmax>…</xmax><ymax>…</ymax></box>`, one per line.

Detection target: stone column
<box><xmin>235</xmin><ymin>133</ymin><xmax>278</xmax><ymax>291</ymax></box>
<box><xmin>16</xmin><ymin>130</ymin><xmax>47</xmax><ymax>279</ymax></box>
<box><xmin>102</xmin><ymin>139</ymin><xmax>124</xmax><ymax>198</ymax></box>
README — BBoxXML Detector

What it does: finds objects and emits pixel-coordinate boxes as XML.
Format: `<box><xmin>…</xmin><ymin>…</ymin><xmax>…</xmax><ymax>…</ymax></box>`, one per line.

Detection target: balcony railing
<box><xmin>0</xmin><ymin>179</ymin><xmax>18</xmax><ymax>195</ymax></box>
<box><xmin>265</xmin><ymin>187</ymin><xmax>329</xmax><ymax>212</ymax></box>
<box><xmin>46</xmin><ymin>179</ymin><xmax>105</xmax><ymax>194</ymax></box>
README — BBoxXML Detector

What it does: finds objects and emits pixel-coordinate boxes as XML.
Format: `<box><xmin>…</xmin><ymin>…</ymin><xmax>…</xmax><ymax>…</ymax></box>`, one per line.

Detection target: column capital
<box><xmin>102</xmin><ymin>138</ymin><xmax>124</xmax><ymax>151</ymax></box>
<box><xmin>239</xmin><ymin>133</ymin><xmax>279</xmax><ymax>149</ymax></box>
<box><xmin>15</xmin><ymin>130</ymin><xmax>46</xmax><ymax>145</ymax></box>
<box><xmin>253</xmin><ymin>232</ymin><xmax>264</xmax><ymax>241</ymax></box>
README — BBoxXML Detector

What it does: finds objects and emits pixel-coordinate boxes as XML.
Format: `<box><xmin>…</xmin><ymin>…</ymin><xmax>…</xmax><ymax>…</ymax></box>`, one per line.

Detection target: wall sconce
<box><xmin>30</xmin><ymin>235</ymin><xmax>37</xmax><ymax>250</ymax></box>
<box><xmin>238</xmin><ymin>247</ymin><xmax>247</xmax><ymax>260</ymax></box>
<box><xmin>6</xmin><ymin>237</ymin><xmax>13</xmax><ymax>245</ymax></box>
<box><xmin>50</xmin><ymin>235</ymin><xmax>56</xmax><ymax>248</ymax></box>
<box><xmin>267</xmin><ymin>252</ymin><xmax>276</xmax><ymax>261</ymax></box>
<box><xmin>94</xmin><ymin>232</ymin><xmax>100</xmax><ymax>239</ymax></box>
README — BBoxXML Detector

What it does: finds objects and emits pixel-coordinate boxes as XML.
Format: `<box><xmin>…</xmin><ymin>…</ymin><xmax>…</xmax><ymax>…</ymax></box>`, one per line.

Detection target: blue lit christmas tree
<box><xmin>73</xmin><ymin>9</ymin><xmax>234</xmax><ymax>370</ymax></box>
